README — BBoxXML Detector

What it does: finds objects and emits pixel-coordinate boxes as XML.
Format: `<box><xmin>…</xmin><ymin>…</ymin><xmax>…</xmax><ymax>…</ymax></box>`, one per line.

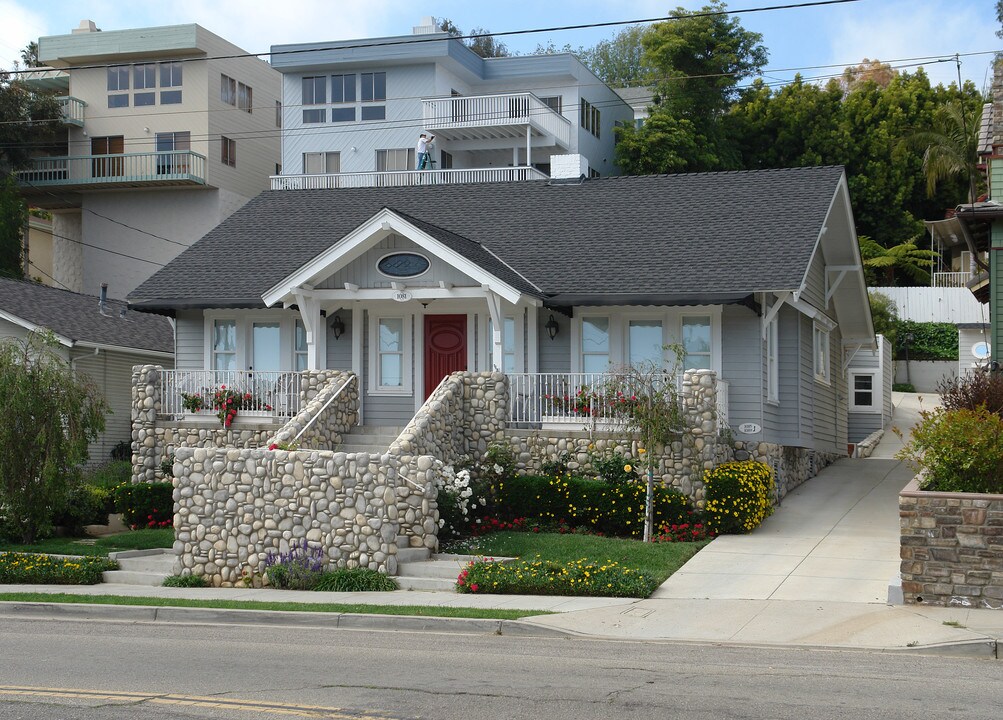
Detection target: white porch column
<box><xmin>294</xmin><ymin>292</ymin><xmax>326</xmax><ymax>370</ymax></box>
<box><xmin>526</xmin><ymin>125</ymin><xmax>532</xmax><ymax>169</ymax></box>
<box><xmin>484</xmin><ymin>289</ymin><xmax>504</xmax><ymax>372</ymax></box>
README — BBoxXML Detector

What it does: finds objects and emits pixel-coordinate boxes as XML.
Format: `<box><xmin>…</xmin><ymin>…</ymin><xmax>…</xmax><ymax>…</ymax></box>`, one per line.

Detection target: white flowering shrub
<box><xmin>434</xmin><ymin>463</ymin><xmax>486</xmax><ymax>538</ymax></box>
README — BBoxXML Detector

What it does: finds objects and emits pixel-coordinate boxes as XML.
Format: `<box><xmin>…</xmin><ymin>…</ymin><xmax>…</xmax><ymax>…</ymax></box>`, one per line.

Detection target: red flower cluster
<box><xmin>456</xmin><ymin>562</ymin><xmax>479</xmax><ymax>592</ymax></box>
<box><xmin>652</xmin><ymin>522</ymin><xmax>714</xmax><ymax>543</ymax></box>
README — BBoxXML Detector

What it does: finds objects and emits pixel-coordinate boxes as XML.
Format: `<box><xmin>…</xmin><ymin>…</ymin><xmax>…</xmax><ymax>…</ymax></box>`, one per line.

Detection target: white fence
<box><xmin>869</xmin><ymin>287</ymin><xmax>986</xmax><ymax>324</ymax></box>
<box><xmin>159</xmin><ymin>370</ymin><xmax>302</xmax><ymax>420</ymax></box>
<box><xmin>271</xmin><ymin>166</ymin><xmax>548</xmax><ymax>190</ymax></box>
<box><xmin>931</xmin><ymin>272</ymin><xmax>973</xmax><ymax>288</ymax></box>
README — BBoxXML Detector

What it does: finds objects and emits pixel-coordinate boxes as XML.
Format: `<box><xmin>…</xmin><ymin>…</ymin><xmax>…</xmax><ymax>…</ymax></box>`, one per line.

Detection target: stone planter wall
<box><xmin>131</xmin><ymin>366</ymin><xmax>354</xmax><ymax>484</ymax></box>
<box><xmin>900</xmin><ymin>478</ymin><xmax>1003</xmax><ymax>609</ymax></box>
<box><xmin>173</xmin><ymin>446</ymin><xmax>398</xmax><ymax>587</ymax></box>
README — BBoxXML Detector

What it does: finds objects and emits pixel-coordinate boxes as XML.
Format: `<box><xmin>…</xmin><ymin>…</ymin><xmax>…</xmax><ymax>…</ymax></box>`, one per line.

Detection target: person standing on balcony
<box><xmin>416</xmin><ymin>133</ymin><xmax>435</xmax><ymax>170</ymax></box>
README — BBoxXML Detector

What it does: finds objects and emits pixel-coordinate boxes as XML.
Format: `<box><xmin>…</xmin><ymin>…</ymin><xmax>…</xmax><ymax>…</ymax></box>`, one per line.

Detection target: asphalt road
<box><xmin>1</xmin><ymin>616</ymin><xmax>1000</xmax><ymax>720</ymax></box>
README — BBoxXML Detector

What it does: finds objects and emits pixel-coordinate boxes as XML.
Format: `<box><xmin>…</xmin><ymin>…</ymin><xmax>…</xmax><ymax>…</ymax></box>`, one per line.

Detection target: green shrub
<box><xmin>893</xmin><ymin>320</ymin><xmax>957</xmax><ymax>361</ymax></box>
<box><xmin>703</xmin><ymin>461</ymin><xmax>776</xmax><ymax>534</ymax></box>
<box><xmin>53</xmin><ymin>483</ymin><xmax>111</xmax><ymax>532</ymax></box>
<box><xmin>456</xmin><ymin>557</ymin><xmax>657</xmax><ymax>598</ymax></box>
<box><xmin>898</xmin><ymin>407</ymin><xmax>1003</xmax><ymax>494</ymax></box>
<box><xmin>263</xmin><ymin>540</ymin><xmax>325</xmax><ymax>590</ymax></box>
<box><xmin>85</xmin><ymin>461</ymin><xmax>131</xmax><ymax>515</ymax></box>
<box><xmin>313</xmin><ymin>567</ymin><xmax>398</xmax><ymax>592</ymax></box>
<box><xmin>589</xmin><ymin>450</ymin><xmax>638</xmax><ymax>484</ymax></box>
<box><xmin>0</xmin><ymin>553</ymin><xmax>116</xmax><ymax>585</ymax></box>
<box><xmin>892</xmin><ymin>383</ymin><xmax>916</xmax><ymax>393</ymax></box>
<box><xmin>162</xmin><ymin>574</ymin><xmax>209</xmax><ymax>588</ymax></box>
<box><xmin>490</xmin><ymin>474</ymin><xmax>692</xmax><ymax>539</ymax></box>
<box><xmin>113</xmin><ymin>482</ymin><xmax>173</xmax><ymax>530</ymax></box>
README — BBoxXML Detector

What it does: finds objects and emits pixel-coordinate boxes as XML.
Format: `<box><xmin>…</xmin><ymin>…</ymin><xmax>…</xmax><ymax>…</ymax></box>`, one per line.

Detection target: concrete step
<box><xmin>396</xmin><ymin>546</ymin><xmax>431</xmax><ymax>563</ymax></box>
<box><xmin>394</xmin><ymin>575</ymin><xmax>458</xmax><ymax>592</ymax></box>
<box><xmin>397</xmin><ymin>559</ymin><xmax>467</xmax><ymax>579</ymax></box>
<box><xmin>114</xmin><ymin>556</ymin><xmax>177</xmax><ymax>573</ymax></box>
<box><xmin>335</xmin><ymin>444</ymin><xmax>390</xmax><ymax>455</ymax></box>
<box><xmin>102</xmin><ymin>570</ymin><xmax>170</xmax><ymax>586</ymax></box>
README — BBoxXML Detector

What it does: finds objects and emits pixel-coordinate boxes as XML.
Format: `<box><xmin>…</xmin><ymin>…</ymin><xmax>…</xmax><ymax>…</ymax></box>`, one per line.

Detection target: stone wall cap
<box><xmin>900</xmin><ymin>475</ymin><xmax>1003</xmax><ymax>501</ymax></box>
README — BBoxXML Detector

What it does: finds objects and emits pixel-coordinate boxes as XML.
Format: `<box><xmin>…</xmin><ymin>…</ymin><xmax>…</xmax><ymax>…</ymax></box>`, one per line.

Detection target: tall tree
<box><xmin>616</xmin><ymin>1</ymin><xmax>767</xmax><ymax>173</ymax></box>
<box><xmin>839</xmin><ymin>58</ymin><xmax>896</xmax><ymax>95</ymax></box>
<box><xmin>577</xmin><ymin>25</ymin><xmax>653</xmax><ymax>87</ymax></box>
<box><xmin>903</xmin><ymin>100</ymin><xmax>983</xmax><ymax>200</ymax></box>
<box><xmin>859</xmin><ymin>236</ymin><xmax>937</xmax><ymax>286</ymax></box>
<box><xmin>434</xmin><ymin>18</ymin><xmax>509</xmax><ymax>58</ymax></box>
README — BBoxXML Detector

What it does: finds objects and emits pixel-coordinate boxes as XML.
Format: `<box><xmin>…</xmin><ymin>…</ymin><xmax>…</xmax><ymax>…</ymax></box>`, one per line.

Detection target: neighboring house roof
<box><xmin>0</xmin><ymin>277</ymin><xmax>173</xmax><ymax>354</ymax></box>
<box><xmin>130</xmin><ymin>166</ymin><xmax>847</xmax><ymax>311</ymax></box>
<box><xmin>613</xmin><ymin>86</ymin><xmax>653</xmax><ymax>113</ymax></box>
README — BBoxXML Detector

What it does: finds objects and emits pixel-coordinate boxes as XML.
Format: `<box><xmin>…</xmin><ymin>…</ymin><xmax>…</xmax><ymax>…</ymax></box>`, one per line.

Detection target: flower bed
<box><xmin>0</xmin><ymin>553</ymin><xmax>117</xmax><ymax>585</ymax></box>
<box><xmin>456</xmin><ymin>556</ymin><xmax>657</xmax><ymax>598</ymax></box>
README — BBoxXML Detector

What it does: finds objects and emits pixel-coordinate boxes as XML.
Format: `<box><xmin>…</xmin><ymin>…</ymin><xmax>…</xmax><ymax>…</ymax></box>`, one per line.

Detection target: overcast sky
<box><xmin>1</xmin><ymin>0</ymin><xmax>998</xmax><ymax>91</ymax></box>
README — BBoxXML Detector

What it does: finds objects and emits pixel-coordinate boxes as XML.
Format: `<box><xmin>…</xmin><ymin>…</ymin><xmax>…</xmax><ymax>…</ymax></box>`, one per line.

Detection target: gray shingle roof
<box><xmin>0</xmin><ymin>277</ymin><xmax>173</xmax><ymax>353</ymax></box>
<box><xmin>129</xmin><ymin>167</ymin><xmax>845</xmax><ymax>308</ymax></box>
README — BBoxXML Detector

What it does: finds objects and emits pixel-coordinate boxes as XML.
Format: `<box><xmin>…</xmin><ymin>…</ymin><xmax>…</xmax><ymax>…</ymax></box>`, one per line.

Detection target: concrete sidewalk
<box><xmin>3</xmin><ymin>393</ymin><xmax>1001</xmax><ymax>656</ymax></box>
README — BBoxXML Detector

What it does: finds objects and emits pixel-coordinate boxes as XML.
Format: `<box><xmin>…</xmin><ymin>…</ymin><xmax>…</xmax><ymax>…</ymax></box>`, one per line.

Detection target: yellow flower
<box><xmin>638</xmin><ymin>448</ymin><xmax>646</xmax><ymax>455</ymax></box>
<box><xmin>624</xmin><ymin>464</ymin><xmax>632</xmax><ymax>472</ymax></box>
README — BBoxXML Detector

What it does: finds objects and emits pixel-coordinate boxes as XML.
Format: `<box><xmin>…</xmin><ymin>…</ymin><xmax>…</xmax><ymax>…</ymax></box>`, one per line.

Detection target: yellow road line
<box><xmin>0</xmin><ymin>686</ymin><xmax>397</xmax><ymax>719</ymax></box>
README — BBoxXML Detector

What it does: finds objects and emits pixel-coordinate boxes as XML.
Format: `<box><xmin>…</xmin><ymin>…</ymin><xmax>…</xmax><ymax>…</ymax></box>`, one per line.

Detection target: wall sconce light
<box><xmin>330</xmin><ymin>314</ymin><xmax>345</xmax><ymax>340</ymax></box>
<box><xmin>545</xmin><ymin>314</ymin><xmax>560</xmax><ymax>341</ymax></box>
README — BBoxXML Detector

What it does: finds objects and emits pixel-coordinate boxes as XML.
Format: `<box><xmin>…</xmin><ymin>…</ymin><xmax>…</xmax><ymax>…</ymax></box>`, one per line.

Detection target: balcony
<box><xmin>57</xmin><ymin>96</ymin><xmax>86</xmax><ymax>126</ymax></box>
<box><xmin>932</xmin><ymin>271</ymin><xmax>973</xmax><ymax>288</ymax></box>
<box><xmin>15</xmin><ymin>151</ymin><xmax>207</xmax><ymax>193</ymax></box>
<box><xmin>422</xmin><ymin>93</ymin><xmax>572</xmax><ymax>149</ymax></box>
<box><xmin>271</xmin><ymin>166</ymin><xmax>549</xmax><ymax>190</ymax></box>
<box><xmin>159</xmin><ymin>370</ymin><xmax>303</xmax><ymax>422</ymax></box>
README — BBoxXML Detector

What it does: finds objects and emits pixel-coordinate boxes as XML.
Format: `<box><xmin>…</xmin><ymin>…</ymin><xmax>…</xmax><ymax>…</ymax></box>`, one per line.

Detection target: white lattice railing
<box><xmin>159</xmin><ymin>370</ymin><xmax>302</xmax><ymax>420</ymax></box>
<box><xmin>422</xmin><ymin>92</ymin><xmax>572</xmax><ymax>146</ymax></box>
<box><xmin>507</xmin><ymin>373</ymin><xmax>730</xmax><ymax>431</ymax></box>
<box><xmin>270</xmin><ymin>166</ymin><xmax>548</xmax><ymax>190</ymax></box>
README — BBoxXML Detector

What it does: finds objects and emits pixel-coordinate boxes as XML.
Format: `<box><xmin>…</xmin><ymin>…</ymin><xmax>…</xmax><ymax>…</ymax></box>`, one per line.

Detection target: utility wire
<box><xmin>6</xmin><ymin>0</ymin><xmax>866</xmax><ymax>77</ymax></box>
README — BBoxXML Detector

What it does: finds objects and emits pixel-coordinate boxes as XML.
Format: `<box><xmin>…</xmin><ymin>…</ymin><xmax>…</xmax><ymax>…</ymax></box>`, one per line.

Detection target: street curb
<box><xmin>0</xmin><ymin>602</ymin><xmax>575</xmax><ymax>638</ymax></box>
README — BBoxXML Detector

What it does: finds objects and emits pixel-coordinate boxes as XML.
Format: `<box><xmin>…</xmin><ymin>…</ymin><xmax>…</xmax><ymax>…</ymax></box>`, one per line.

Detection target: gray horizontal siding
<box><xmin>848</xmin><ymin>412</ymin><xmax>882</xmax><ymax>444</ymax></box>
<box><xmin>326</xmin><ymin>311</ymin><xmax>353</xmax><ymax>370</ymax></box>
<box><xmin>363</xmin><ymin>394</ymin><xmax>416</xmax><ymax>426</ymax></box>
<box><xmin>175</xmin><ymin>310</ymin><xmax>203</xmax><ymax>369</ymax></box>
<box><xmin>721</xmin><ymin>304</ymin><xmax>761</xmax><ymax>437</ymax></box>
<box><xmin>538</xmin><ymin>312</ymin><xmax>570</xmax><ymax>373</ymax></box>
<box><xmin>799</xmin><ymin>314</ymin><xmax>814</xmax><ymax>441</ymax></box>
<box><xmin>319</xmin><ymin>235</ymin><xmax>477</xmax><ymax>290</ymax></box>
<box><xmin>763</xmin><ymin>305</ymin><xmax>801</xmax><ymax>446</ymax></box>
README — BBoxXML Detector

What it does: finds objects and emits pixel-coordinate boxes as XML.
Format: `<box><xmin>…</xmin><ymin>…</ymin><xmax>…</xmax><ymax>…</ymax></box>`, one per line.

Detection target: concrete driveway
<box><xmin>651</xmin><ymin>392</ymin><xmax>935</xmax><ymax>604</ymax></box>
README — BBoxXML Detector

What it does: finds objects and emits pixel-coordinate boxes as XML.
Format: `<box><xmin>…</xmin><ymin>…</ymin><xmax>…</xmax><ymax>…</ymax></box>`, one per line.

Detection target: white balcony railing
<box><xmin>932</xmin><ymin>271</ymin><xmax>973</xmax><ymax>288</ymax></box>
<box><xmin>15</xmin><ymin>150</ymin><xmax>206</xmax><ymax>188</ymax></box>
<box><xmin>271</xmin><ymin>166</ymin><xmax>548</xmax><ymax>190</ymax></box>
<box><xmin>57</xmin><ymin>96</ymin><xmax>86</xmax><ymax>126</ymax></box>
<box><xmin>507</xmin><ymin>373</ymin><xmax>730</xmax><ymax>432</ymax></box>
<box><xmin>159</xmin><ymin>370</ymin><xmax>302</xmax><ymax>421</ymax></box>
<box><xmin>422</xmin><ymin>92</ymin><xmax>572</xmax><ymax>147</ymax></box>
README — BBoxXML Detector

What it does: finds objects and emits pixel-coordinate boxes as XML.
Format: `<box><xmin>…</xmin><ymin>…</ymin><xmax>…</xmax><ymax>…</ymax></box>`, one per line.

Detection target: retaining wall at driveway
<box><xmin>900</xmin><ymin>478</ymin><xmax>1003</xmax><ymax>609</ymax></box>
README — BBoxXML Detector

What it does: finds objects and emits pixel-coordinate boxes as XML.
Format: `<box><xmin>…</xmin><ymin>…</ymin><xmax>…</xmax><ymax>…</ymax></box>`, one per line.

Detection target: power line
<box><xmin>28</xmin><ymin>213</ymin><xmax>169</xmax><ymax>268</ymax></box>
<box><xmin>6</xmin><ymin>0</ymin><xmax>866</xmax><ymax>77</ymax></box>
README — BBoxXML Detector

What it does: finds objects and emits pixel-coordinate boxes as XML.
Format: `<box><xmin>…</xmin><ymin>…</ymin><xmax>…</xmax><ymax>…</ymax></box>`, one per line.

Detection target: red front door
<box><xmin>424</xmin><ymin>314</ymin><xmax>467</xmax><ymax>398</ymax></box>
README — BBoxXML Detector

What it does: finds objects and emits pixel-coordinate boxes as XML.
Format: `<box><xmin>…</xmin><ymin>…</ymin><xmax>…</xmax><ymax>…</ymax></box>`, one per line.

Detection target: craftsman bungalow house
<box><xmin>128</xmin><ymin>162</ymin><xmax>875</xmax><ymax>460</ymax></box>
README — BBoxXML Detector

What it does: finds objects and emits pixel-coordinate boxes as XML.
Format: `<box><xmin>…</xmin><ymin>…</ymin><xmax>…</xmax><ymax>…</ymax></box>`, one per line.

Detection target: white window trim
<box><xmin>483</xmin><ymin>312</ymin><xmax>523</xmax><ymax>373</ymax></box>
<box><xmin>679</xmin><ymin>312</ymin><xmax>714</xmax><ymax>373</ymax></box>
<box><xmin>765</xmin><ymin>314</ymin><xmax>779</xmax><ymax>405</ymax></box>
<box><xmin>570</xmin><ymin>306</ymin><xmax>722</xmax><ymax>375</ymax></box>
<box><xmin>368</xmin><ymin>312</ymin><xmax>413</xmax><ymax>396</ymax></box>
<box><xmin>203</xmin><ymin>310</ymin><xmax>298</xmax><ymax>371</ymax></box>
<box><xmin>849</xmin><ymin>370</ymin><xmax>880</xmax><ymax>413</ymax></box>
<box><xmin>814</xmin><ymin>324</ymin><xmax>831</xmax><ymax>385</ymax></box>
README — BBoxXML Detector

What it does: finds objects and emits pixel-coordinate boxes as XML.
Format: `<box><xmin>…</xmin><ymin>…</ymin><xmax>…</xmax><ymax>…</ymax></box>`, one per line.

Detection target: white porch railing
<box><xmin>159</xmin><ymin>370</ymin><xmax>302</xmax><ymax>421</ymax></box>
<box><xmin>422</xmin><ymin>92</ymin><xmax>572</xmax><ymax>147</ymax></box>
<box><xmin>932</xmin><ymin>271</ymin><xmax>973</xmax><ymax>288</ymax></box>
<box><xmin>57</xmin><ymin>96</ymin><xmax>86</xmax><ymax>126</ymax></box>
<box><xmin>507</xmin><ymin>373</ymin><xmax>730</xmax><ymax>431</ymax></box>
<box><xmin>270</xmin><ymin>166</ymin><xmax>548</xmax><ymax>190</ymax></box>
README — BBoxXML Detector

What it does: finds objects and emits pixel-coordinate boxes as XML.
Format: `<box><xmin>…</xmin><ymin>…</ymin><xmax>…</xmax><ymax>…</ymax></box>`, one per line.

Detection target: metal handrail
<box><xmin>291</xmin><ymin>374</ymin><xmax>357</xmax><ymax>445</ymax></box>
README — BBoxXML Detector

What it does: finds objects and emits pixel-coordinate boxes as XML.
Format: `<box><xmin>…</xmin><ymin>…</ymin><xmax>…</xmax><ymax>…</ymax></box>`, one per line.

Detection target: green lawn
<box><xmin>457</xmin><ymin>531</ymin><xmax>707</xmax><ymax>586</ymax></box>
<box><xmin>0</xmin><ymin>593</ymin><xmax>550</xmax><ymax>620</ymax></box>
<box><xmin>0</xmin><ymin>529</ymin><xmax>174</xmax><ymax>557</ymax></box>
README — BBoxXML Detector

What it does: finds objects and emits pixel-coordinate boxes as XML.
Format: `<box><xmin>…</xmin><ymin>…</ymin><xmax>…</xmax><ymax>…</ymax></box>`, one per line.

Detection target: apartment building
<box><xmin>17</xmin><ymin>20</ymin><xmax>281</xmax><ymax>299</ymax></box>
<box><xmin>270</xmin><ymin>17</ymin><xmax>632</xmax><ymax>188</ymax></box>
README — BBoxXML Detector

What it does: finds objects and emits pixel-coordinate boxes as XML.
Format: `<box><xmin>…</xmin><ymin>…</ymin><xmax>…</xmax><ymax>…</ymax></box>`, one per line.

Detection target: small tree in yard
<box><xmin>603</xmin><ymin>350</ymin><xmax>687</xmax><ymax>542</ymax></box>
<box><xmin>0</xmin><ymin>332</ymin><xmax>107</xmax><ymax>543</ymax></box>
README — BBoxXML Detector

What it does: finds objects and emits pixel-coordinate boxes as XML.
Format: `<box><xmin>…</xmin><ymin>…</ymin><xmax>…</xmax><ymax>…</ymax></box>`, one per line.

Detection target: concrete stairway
<box><xmin>103</xmin><ymin>549</ymin><xmax>177</xmax><ymax>586</ymax></box>
<box><xmin>336</xmin><ymin>425</ymin><xmax>403</xmax><ymax>455</ymax></box>
<box><xmin>394</xmin><ymin>536</ymin><xmax>511</xmax><ymax>591</ymax></box>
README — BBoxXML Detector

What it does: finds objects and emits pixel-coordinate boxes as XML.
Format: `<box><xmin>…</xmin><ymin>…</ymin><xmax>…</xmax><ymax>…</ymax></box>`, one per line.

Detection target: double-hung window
<box><xmin>377</xmin><ymin>318</ymin><xmax>404</xmax><ymax>389</ymax></box>
<box><xmin>107</xmin><ymin>66</ymin><xmax>129</xmax><ymax>107</ymax></box>
<box><xmin>303</xmin><ymin>152</ymin><xmax>340</xmax><ymax>174</ymax></box>
<box><xmin>294</xmin><ymin>320</ymin><xmax>309</xmax><ymax>372</ymax></box>
<box><xmin>814</xmin><ymin>325</ymin><xmax>831</xmax><ymax>383</ymax></box>
<box><xmin>581</xmin><ymin>317</ymin><xmax>610</xmax><ymax>373</ymax></box>
<box><xmin>302</xmin><ymin>76</ymin><xmax>326</xmax><ymax>123</ymax></box>
<box><xmin>159</xmin><ymin>62</ymin><xmax>182</xmax><ymax>104</ymax></box>
<box><xmin>850</xmin><ymin>372</ymin><xmax>877</xmax><ymax>411</ymax></box>
<box><xmin>681</xmin><ymin>316</ymin><xmax>712</xmax><ymax>371</ymax></box>
<box><xmin>361</xmin><ymin>71</ymin><xmax>386</xmax><ymax>120</ymax></box>
<box><xmin>133</xmin><ymin>64</ymin><xmax>156</xmax><ymax>106</ymax></box>
<box><xmin>212</xmin><ymin>320</ymin><xmax>237</xmax><ymax>371</ymax></box>
<box><xmin>765</xmin><ymin>314</ymin><xmax>779</xmax><ymax>403</ymax></box>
